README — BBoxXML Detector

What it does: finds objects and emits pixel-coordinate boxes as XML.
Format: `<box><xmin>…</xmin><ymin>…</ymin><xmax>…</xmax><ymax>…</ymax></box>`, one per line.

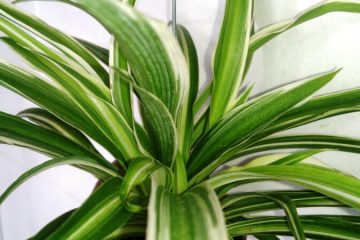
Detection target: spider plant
<box><xmin>1</xmin><ymin>0</ymin><xmax>360</xmax><ymax>239</ymax></box>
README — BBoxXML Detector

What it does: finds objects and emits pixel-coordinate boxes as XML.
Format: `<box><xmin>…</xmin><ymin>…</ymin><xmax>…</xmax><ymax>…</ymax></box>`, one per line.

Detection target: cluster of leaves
<box><xmin>1</xmin><ymin>0</ymin><xmax>360</xmax><ymax>239</ymax></box>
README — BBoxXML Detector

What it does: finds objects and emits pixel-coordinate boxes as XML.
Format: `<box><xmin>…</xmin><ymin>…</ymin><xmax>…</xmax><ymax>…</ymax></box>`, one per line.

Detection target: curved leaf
<box><xmin>209</xmin><ymin>164</ymin><xmax>360</xmax><ymax>210</ymax></box>
<box><xmin>255</xmin><ymin>88</ymin><xmax>360</xmax><ymax>139</ymax></box>
<box><xmin>147</xmin><ymin>176</ymin><xmax>228</xmax><ymax>240</ymax></box>
<box><xmin>176</xmin><ymin>24</ymin><xmax>199</xmax><ymax>159</ymax></box>
<box><xmin>233</xmin><ymin>135</ymin><xmax>360</xmax><ymax>160</ymax></box>
<box><xmin>191</xmin><ymin>85</ymin><xmax>254</xmax><ymax>148</ymax></box>
<box><xmin>111</xmin><ymin>62</ymin><xmax>178</xmax><ymax>166</ymax></box>
<box><xmin>228</xmin><ymin>216</ymin><xmax>360</xmax><ymax>239</ymax></box>
<box><xmin>105</xmin><ymin>214</ymin><xmax>146</xmax><ymax>239</ymax></box>
<box><xmin>47</xmin><ymin>177</ymin><xmax>132</xmax><ymax>240</ymax></box>
<box><xmin>0</xmin><ymin>37</ymin><xmax>110</xmax><ymax>101</ymax></box>
<box><xmin>85</xmin><ymin>95</ymin><xmax>141</xmax><ymax>161</ymax></box>
<box><xmin>223</xmin><ymin>191</ymin><xmax>342</xmax><ymax>219</ymax></box>
<box><xmin>249</xmin><ymin>1</ymin><xmax>360</xmax><ymax>56</ymax></box>
<box><xmin>271</xmin><ymin>149</ymin><xmax>325</xmax><ymax>166</ymax></box>
<box><xmin>3</xmin><ymin>52</ymin><xmax>139</xmax><ymax>160</ymax></box>
<box><xmin>109</xmin><ymin>36</ymin><xmax>133</xmax><ymax>126</ymax></box>
<box><xmin>135</xmin><ymin>85</ymin><xmax>178</xmax><ymax>167</ymax></box>
<box><xmin>193</xmin><ymin>82</ymin><xmax>212</xmax><ymax>115</ymax></box>
<box><xmin>120</xmin><ymin>157</ymin><xmax>172</xmax><ymax>212</ymax></box>
<box><xmin>188</xmin><ymin>69</ymin><xmax>339</xmax><ymax>182</ymax></box>
<box><xmin>0</xmin><ymin>156</ymin><xmax>119</xmax><ymax>204</ymax></box>
<box><xmin>18</xmin><ymin>108</ymin><xmax>97</xmax><ymax>153</ymax></box>
<box><xmin>1</xmin><ymin>54</ymin><xmax>140</xmax><ymax>160</ymax></box>
<box><xmin>134</xmin><ymin>123</ymin><xmax>157</xmax><ymax>157</ymax></box>
<box><xmin>265</xmin><ymin>195</ymin><xmax>305</xmax><ymax>240</ymax></box>
<box><xmin>0</xmin><ymin>60</ymin><xmax>125</xmax><ymax>160</ymax></box>
<box><xmin>76</xmin><ymin>0</ymin><xmax>189</xmax><ymax>117</ymax></box>
<box><xmin>209</xmin><ymin>0</ymin><xmax>253</xmax><ymax>126</ymax></box>
<box><xmin>0</xmin><ymin>111</ymin><xmax>103</xmax><ymax>161</ymax></box>
<box><xmin>0</xmin><ymin>0</ymin><xmax>109</xmax><ymax>84</ymax></box>
<box><xmin>234</xmin><ymin>84</ymin><xmax>254</xmax><ymax>107</ymax></box>
<box><xmin>75</xmin><ymin>37</ymin><xmax>109</xmax><ymax>65</ymax></box>
<box><xmin>191</xmin><ymin>108</ymin><xmax>209</xmax><ymax>146</ymax></box>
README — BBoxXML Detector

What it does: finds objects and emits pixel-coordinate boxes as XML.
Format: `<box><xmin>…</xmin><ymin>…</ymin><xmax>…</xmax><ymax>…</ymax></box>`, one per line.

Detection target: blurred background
<box><xmin>1</xmin><ymin>0</ymin><xmax>360</xmax><ymax>239</ymax></box>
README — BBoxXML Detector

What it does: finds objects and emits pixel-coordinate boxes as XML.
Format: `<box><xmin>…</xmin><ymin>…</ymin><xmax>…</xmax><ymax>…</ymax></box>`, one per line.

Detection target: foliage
<box><xmin>1</xmin><ymin>0</ymin><xmax>360</xmax><ymax>239</ymax></box>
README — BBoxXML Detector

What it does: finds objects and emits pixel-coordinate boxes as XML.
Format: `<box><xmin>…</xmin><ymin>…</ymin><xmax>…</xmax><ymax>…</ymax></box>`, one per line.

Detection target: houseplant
<box><xmin>1</xmin><ymin>0</ymin><xmax>360</xmax><ymax>239</ymax></box>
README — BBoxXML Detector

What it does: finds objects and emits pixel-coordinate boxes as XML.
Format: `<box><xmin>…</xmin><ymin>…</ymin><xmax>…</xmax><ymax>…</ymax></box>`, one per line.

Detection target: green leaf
<box><xmin>228</xmin><ymin>216</ymin><xmax>360</xmax><ymax>239</ymax></box>
<box><xmin>191</xmin><ymin>108</ymin><xmax>209</xmax><ymax>146</ymax></box>
<box><xmin>76</xmin><ymin>0</ymin><xmax>189</xmax><ymax>117</ymax></box>
<box><xmin>223</xmin><ymin>191</ymin><xmax>342</xmax><ymax>220</ymax></box>
<box><xmin>173</xmin><ymin>153</ymin><xmax>188</xmax><ymax>194</ymax></box>
<box><xmin>188</xmin><ymin>69</ymin><xmax>340</xmax><ymax>182</ymax></box>
<box><xmin>47</xmin><ymin>178</ymin><xmax>132</xmax><ymax>240</ymax></box>
<box><xmin>120</xmin><ymin>157</ymin><xmax>172</xmax><ymax>212</ymax></box>
<box><xmin>255</xmin><ymin>88</ymin><xmax>360</xmax><ymax>139</ymax></box>
<box><xmin>0</xmin><ymin>60</ymin><xmax>125</xmax><ymax>161</ymax></box>
<box><xmin>1</xmin><ymin>33</ymin><xmax>140</xmax><ymax>161</ymax></box>
<box><xmin>85</xmin><ymin>95</ymin><xmax>142</xmax><ymax>161</ymax></box>
<box><xmin>191</xmin><ymin>85</ymin><xmax>253</xmax><ymax>147</ymax></box>
<box><xmin>76</xmin><ymin>37</ymin><xmax>109</xmax><ymax>65</ymax></box>
<box><xmin>176</xmin><ymin>25</ymin><xmax>199</xmax><ymax>108</ymax></box>
<box><xmin>134</xmin><ymin>123</ymin><xmax>157</xmax><ymax>156</ymax></box>
<box><xmin>2</xmin><ymin>50</ymin><xmax>139</xmax><ymax>161</ymax></box>
<box><xmin>249</xmin><ymin>1</ymin><xmax>360</xmax><ymax>57</ymax></box>
<box><xmin>18</xmin><ymin>108</ymin><xmax>97</xmax><ymax>154</ymax></box>
<box><xmin>0</xmin><ymin>111</ymin><xmax>104</xmax><ymax>161</ymax></box>
<box><xmin>0</xmin><ymin>156</ymin><xmax>119</xmax><ymax>204</ymax></box>
<box><xmin>227</xmin><ymin>150</ymin><xmax>324</xmax><ymax>172</ymax></box>
<box><xmin>4</xmin><ymin>39</ymin><xmax>139</xmax><ymax>161</ymax></box>
<box><xmin>176</xmin><ymin>24</ymin><xmax>199</xmax><ymax>159</ymax></box>
<box><xmin>209</xmin><ymin>164</ymin><xmax>360</xmax><ymax>210</ymax></box>
<box><xmin>147</xmin><ymin>175</ymin><xmax>228</xmax><ymax>240</ymax></box>
<box><xmin>0</xmin><ymin>0</ymin><xmax>109</xmax><ymax>84</ymax></box>
<box><xmin>234</xmin><ymin>84</ymin><xmax>254</xmax><ymax>106</ymax></box>
<box><xmin>0</xmin><ymin>36</ymin><xmax>111</xmax><ymax>102</ymax></box>
<box><xmin>109</xmin><ymin>36</ymin><xmax>134</xmax><ymax>126</ymax></box>
<box><xmin>134</xmin><ymin>78</ymin><xmax>178</xmax><ymax>167</ymax></box>
<box><xmin>270</xmin><ymin>149</ymin><xmax>325</xmax><ymax>166</ymax></box>
<box><xmin>110</xmin><ymin>53</ymin><xmax>178</xmax><ymax>167</ymax></box>
<box><xmin>265</xmin><ymin>195</ymin><xmax>305</xmax><ymax>240</ymax></box>
<box><xmin>209</xmin><ymin>0</ymin><xmax>253</xmax><ymax>126</ymax></box>
<box><xmin>105</xmin><ymin>214</ymin><xmax>146</xmax><ymax>239</ymax></box>
<box><xmin>193</xmin><ymin>82</ymin><xmax>212</xmax><ymax>115</ymax></box>
<box><xmin>226</xmin><ymin>192</ymin><xmax>307</xmax><ymax>239</ymax></box>
<box><xmin>233</xmin><ymin>135</ymin><xmax>360</xmax><ymax>160</ymax></box>
<box><xmin>107</xmin><ymin>0</ymin><xmax>136</xmax><ymax>128</ymax></box>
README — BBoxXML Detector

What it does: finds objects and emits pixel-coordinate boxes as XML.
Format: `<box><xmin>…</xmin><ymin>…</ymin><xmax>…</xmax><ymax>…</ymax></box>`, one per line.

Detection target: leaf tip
<box><xmin>333</xmin><ymin>67</ymin><xmax>343</xmax><ymax>76</ymax></box>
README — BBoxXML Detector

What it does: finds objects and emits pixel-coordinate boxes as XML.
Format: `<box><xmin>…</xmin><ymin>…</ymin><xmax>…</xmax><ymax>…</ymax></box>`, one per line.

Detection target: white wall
<box><xmin>1</xmin><ymin>0</ymin><xmax>360</xmax><ymax>239</ymax></box>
